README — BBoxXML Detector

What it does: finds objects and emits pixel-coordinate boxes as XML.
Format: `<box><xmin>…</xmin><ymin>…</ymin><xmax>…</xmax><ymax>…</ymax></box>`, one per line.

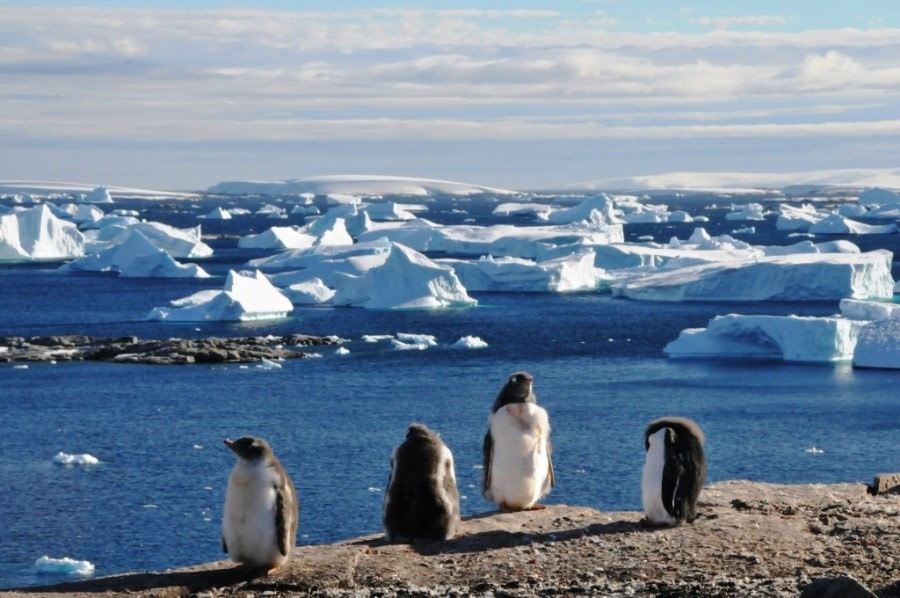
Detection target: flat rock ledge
<box><xmin>3</xmin><ymin>480</ymin><xmax>898</xmax><ymax>598</ymax></box>
<box><xmin>0</xmin><ymin>334</ymin><xmax>339</xmax><ymax>365</ymax></box>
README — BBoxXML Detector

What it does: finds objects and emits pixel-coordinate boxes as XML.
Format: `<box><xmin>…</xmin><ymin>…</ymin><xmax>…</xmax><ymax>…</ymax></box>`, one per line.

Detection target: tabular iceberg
<box><xmin>610</xmin><ymin>250</ymin><xmax>894</xmax><ymax>302</ymax></box>
<box><xmin>146</xmin><ymin>269</ymin><xmax>293</xmax><ymax>321</ymax></box>
<box><xmin>854</xmin><ymin>319</ymin><xmax>900</xmax><ymax>369</ymax></box>
<box><xmin>664</xmin><ymin>314</ymin><xmax>867</xmax><ymax>363</ymax></box>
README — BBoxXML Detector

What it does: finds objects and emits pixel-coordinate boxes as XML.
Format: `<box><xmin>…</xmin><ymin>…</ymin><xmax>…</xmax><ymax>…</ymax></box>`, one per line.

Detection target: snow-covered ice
<box><xmin>53</xmin><ymin>452</ymin><xmax>100</xmax><ymax>466</ymax></box>
<box><xmin>853</xmin><ymin>318</ymin><xmax>900</xmax><ymax>369</ymax></box>
<box><xmin>34</xmin><ymin>556</ymin><xmax>95</xmax><ymax>577</ymax></box>
<box><xmin>664</xmin><ymin>314</ymin><xmax>867</xmax><ymax>363</ymax></box>
<box><xmin>0</xmin><ymin>204</ymin><xmax>85</xmax><ymax>260</ymax></box>
<box><xmin>61</xmin><ymin>229</ymin><xmax>210</xmax><ymax>278</ymax></box>
<box><xmin>146</xmin><ymin>270</ymin><xmax>293</xmax><ymax>321</ymax></box>
<box><xmin>443</xmin><ymin>251</ymin><xmax>601</xmax><ymax>292</ymax></box>
<box><xmin>453</xmin><ymin>335</ymin><xmax>488</xmax><ymax>349</ymax></box>
<box><xmin>331</xmin><ymin>243</ymin><xmax>477</xmax><ymax>309</ymax></box>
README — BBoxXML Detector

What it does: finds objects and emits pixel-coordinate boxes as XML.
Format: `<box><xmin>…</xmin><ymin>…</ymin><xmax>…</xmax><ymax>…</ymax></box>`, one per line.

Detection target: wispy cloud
<box><xmin>2</xmin><ymin>6</ymin><xmax>900</xmax><ymax>187</ymax></box>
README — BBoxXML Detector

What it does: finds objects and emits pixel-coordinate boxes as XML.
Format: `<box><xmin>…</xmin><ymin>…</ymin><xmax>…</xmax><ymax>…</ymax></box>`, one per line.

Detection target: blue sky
<box><xmin>1</xmin><ymin>2</ymin><xmax>899</xmax><ymax>190</ymax></box>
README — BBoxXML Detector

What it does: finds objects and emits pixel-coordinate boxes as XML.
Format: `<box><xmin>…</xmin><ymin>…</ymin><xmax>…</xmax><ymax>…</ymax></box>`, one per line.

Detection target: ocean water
<box><xmin>1</xmin><ymin>192</ymin><xmax>899</xmax><ymax>588</ymax></box>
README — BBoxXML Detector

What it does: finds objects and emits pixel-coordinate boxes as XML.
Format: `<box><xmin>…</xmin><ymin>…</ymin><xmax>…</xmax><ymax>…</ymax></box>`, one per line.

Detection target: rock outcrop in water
<box><xmin>2</xmin><ymin>480</ymin><xmax>898</xmax><ymax>597</ymax></box>
<box><xmin>0</xmin><ymin>334</ymin><xmax>339</xmax><ymax>365</ymax></box>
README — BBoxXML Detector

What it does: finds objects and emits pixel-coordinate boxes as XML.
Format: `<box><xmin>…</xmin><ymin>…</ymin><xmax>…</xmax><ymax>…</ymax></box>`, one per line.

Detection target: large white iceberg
<box><xmin>0</xmin><ymin>204</ymin><xmax>85</xmax><ymax>260</ymax></box>
<box><xmin>332</xmin><ymin>243</ymin><xmax>477</xmax><ymax>309</ymax></box>
<box><xmin>808</xmin><ymin>213</ymin><xmax>898</xmax><ymax>235</ymax></box>
<box><xmin>146</xmin><ymin>269</ymin><xmax>292</xmax><ymax>321</ymax></box>
<box><xmin>610</xmin><ymin>250</ymin><xmax>894</xmax><ymax>302</ymax></box>
<box><xmin>853</xmin><ymin>318</ymin><xmax>900</xmax><ymax>369</ymax></box>
<box><xmin>84</xmin><ymin>221</ymin><xmax>213</xmax><ymax>259</ymax></box>
<box><xmin>442</xmin><ymin>251</ymin><xmax>601</xmax><ymax>292</ymax></box>
<box><xmin>238</xmin><ymin>226</ymin><xmax>317</xmax><ymax>250</ymax></box>
<box><xmin>664</xmin><ymin>314</ymin><xmax>867</xmax><ymax>363</ymax></box>
<box><xmin>61</xmin><ymin>229</ymin><xmax>210</xmax><ymax>278</ymax></box>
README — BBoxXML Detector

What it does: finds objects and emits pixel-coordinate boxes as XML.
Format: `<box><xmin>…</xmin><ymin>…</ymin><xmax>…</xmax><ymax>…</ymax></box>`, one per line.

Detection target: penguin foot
<box><xmin>525</xmin><ymin>503</ymin><xmax>547</xmax><ymax>511</ymax></box>
<box><xmin>639</xmin><ymin>517</ymin><xmax>676</xmax><ymax>528</ymax></box>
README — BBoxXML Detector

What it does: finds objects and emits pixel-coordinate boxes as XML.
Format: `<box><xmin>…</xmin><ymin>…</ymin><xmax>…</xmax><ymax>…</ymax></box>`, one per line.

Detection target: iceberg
<box><xmin>0</xmin><ymin>204</ymin><xmax>85</xmax><ymax>260</ymax></box>
<box><xmin>238</xmin><ymin>226</ymin><xmax>317</xmax><ymax>250</ymax></box>
<box><xmin>52</xmin><ymin>452</ymin><xmax>100</xmax><ymax>466</ymax></box>
<box><xmin>725</xmin><ymin>203</ymin><xmax>766</xmax><ymax>221</ymax></box>
<box><xmin>35</xmin><ymin>556</ymin><xmax>95</xmax><ymax>577</ymax></box>
<box><xmin>199</xmin><ymin>206</ymin><xmax>232</xmax><ymax>220</ymax></box>
<box><xmin>85</xmin><ymin>186</ymin><xmax>113</xmax><ymax>204</ymax></box>
<box><xmin>664</xmin><ymin>314</ymin><xmax>867</xmax><ymax>363</ymax></box>
<box><xmin>453</xmin><ymin>335</ymin><xmax>488</xmax><ymax>349</ymax></box>
<box><xmin>610</xmin><ymin>250</ymin><xmax>894</xmax><ymax>302</ymax></box>
<box><xmin>808</xmin><ymin>213</ymin><xmax>898</xmax><ymax>235</ymax></box>
<box><xmin>332</xmin><ymin>243</ymin><xmax>477</xmax><ymax>309</ymax></box>
<box><xmin>61</xmin><ymin>229</ymin><xmax>210</xmax><ymax>278</ymax></box>
<box><xmin>442</xmin><ymin>251</ymin><xmax>601</xmax><ymax>292</ymax></box>
<box><xmin>85</xmin><ymin>221</ymin><xmax>213</xmax><ymax>259</ymax></box>
<box><xmin>853</xmin><ymin>318</ymin><xmax>900</xmax><ymax>369</ymax></box>
<box><xmin>545</xmin><ymin>195</ymin><xmax>625</xmax><ymax>225</ymax></box>
<box><xmin>146</xmin><ymin>269</ymin><xmax>293</xmax><ymax>321</ymax></box>
<box><xmin>283</xmin><ymin>278</ymin><xmax>336</xmax><ymax>305</ymax></box>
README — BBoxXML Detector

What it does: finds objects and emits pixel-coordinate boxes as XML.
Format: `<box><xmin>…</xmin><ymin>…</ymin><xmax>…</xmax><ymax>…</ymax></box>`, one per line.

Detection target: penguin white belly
<box><xmin>487</xmin><ymin>403</ymin><xmax>551</xmax><ymax>509</ymax></box>
<box><xmin>223</xmin><ymin>463</ymin><xmax>284</xmax><ymax>567</ymax></box>
<box><xmin>642</xmin><ymin>428</ymin><xmax>677</xmax><ymax>526</ymax></box>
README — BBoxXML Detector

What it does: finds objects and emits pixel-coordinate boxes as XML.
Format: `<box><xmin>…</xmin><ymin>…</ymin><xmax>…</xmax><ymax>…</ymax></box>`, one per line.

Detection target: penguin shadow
<box><xmin>353</xmin><ymin>510</ymin><xmax>648</xmax><ymax>556</ymax></box>
<box><xmin>13</xmin><ymin>563</ymin><xmax>266</xmax><ymax>595</ymax></box>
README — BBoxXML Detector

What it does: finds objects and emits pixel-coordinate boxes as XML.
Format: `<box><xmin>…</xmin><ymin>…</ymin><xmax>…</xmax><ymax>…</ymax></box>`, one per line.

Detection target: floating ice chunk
<box><xmin>239</xmin><ymin>226</ymin><xmax>316</xmax><ymax>250</ymax></box>
<box><xmin>453</xmin><ymin>335</ymin><xmax>488</xmax><ymax>349</ymax></box>
<box><xmin>840</xmin><ymin>298</ymin><xmax>900</xmax><ymax>321</ymax></box>
<box><xmin>725</xmin><ymin>203</ymin><xmax>766</xmax><ymax>221</ymax></box>
<box><xmin>60</xmin><ymin>229</ymin><xmax>210</xmax><ymax>278</ymax></box>
<box><xmin>809</xmin><ymin>213</ymin><xmax>898</xmax><ymax>235</ymax></box>
<box><xmin>146</xmin><ymin>269</ymin><xmax>293</xmax><ymax>322</ymax></box>
<box><xmin>443</xmin><ymin>251</ymin><xmax>600</xmax><ymax>293</ymax></box>
<box><xmin>85</xmin><ymin>186</ymin><xmax>113</xmax><ymax>204</ymax></box>
<box><xmin>853</xmin><ymin>318</ymin><xmax>900</xmax><ymax>369</ymax></box>
<box><xmin>804</xmin><ymin>446</ymin><xmax>825</xmax><ymax>454</ymax></box>
<box><xmin>0</xmin><ymin>204</ymin><xmax>85</xmax><ymax>260</ymax></box>
<box><xmin>391</xmin><ymin>333</ymin><xmax>438</xmax><ymax>350</ymax></box>
<box><xmin>611</xmin><ymin>250</ymin><xmax>894</xmax><ymax>302</ymax></box>
<box><xmin>335</xmin><ymin>347</ymin><xmax>350</xmax><ymax>355</ymax></box>
<box><xmin>256</xmin><ymin>357</ymin><xmax>283</xmax><ymax>370</ymax></box>
<box><xmin>361</xmin><ymin>334</ymin><xmax>394</xmax><ymax>343</ymax></box>
<box><xmin>664</xmin><ymin>314</ymin><xmax>867</xmax><ymax>363</ymax></box>
<box><xmin>35</xmin><ymin>556</ymin><xmax>95</xmax><ymax>577</ymax></box>
<box><xmin>332</xmin><ymin>243</ymin><xmax>476</xmax><ymax>309</ymax></box>
<box><xmin>199</xmin><ymin>206</ymin><xmax>232</xmax><ymax>220</ymax></box>
<box><xmin>283</xmin><ymin>278</ymin><xmax>335</xmax><ymax>305</ymax></box>
<box><xmin>53</xmin><ymin>452</ymin><xmax>100</xmax><ymax>466</ymax></box>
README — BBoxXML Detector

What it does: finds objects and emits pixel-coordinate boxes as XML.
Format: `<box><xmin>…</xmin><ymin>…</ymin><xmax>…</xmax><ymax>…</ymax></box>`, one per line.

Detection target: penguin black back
<box><xmin>383</xmin><ymin>423</ymin><xmax>460</xmax><ymax>542</ymax></box>
<box><xmin>490</xmin><ymin>371</ymin><xmax>535</xmax><ymax>413</ymax></box>
<box><xmin>644</xmin><ymin>417</ymin><xmax>707</xmax><ymax>523</ymax></box>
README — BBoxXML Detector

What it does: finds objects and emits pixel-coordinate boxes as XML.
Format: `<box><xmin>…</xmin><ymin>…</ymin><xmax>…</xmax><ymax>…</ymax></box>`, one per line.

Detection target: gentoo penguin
<box><xmin>482</xmin><ymin>371</ymin><xmax>554</xmax><ymax>511</ymax></box>
<box><xmin>641</xmin><ymin>417</ymin><xmax>707</xmax><ymax>526</ymax></box>
<box><xmin>222</xmin><ymin>436</ymin><xmax>299</xmax><ymax>572</ymax></box>
<box><xmin>383</xmin><ymin>423</ymin><xmax>460</xmax><ymax>542</ymax></box>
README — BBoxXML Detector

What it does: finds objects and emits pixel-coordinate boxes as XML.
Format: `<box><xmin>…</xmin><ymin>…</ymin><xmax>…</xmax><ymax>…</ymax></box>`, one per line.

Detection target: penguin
<box><xmin>641</xmin><ymin>417</ymin><xmax>707</xmax><ymax>526</ymax></box>
<box><xmin>482</xmin><ymin>371</ymin><xmax>554</xmax><ymax>511</ymax></box>
<box><xmin>222</xmin><ymin>436</ymin><xmax>299</xmax><ymax>572</ymax></box>
<box><xmin>383</xmin><ymin>423</ymin><xmax>460</xmax><ymax>542</ymax></box>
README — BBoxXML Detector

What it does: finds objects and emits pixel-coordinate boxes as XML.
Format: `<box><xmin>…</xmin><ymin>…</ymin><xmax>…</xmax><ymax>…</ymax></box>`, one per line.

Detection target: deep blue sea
<box><xmin>1</xmin><ymin>191</ymin><xmax>899</xmax><ymax>588</ymax></box>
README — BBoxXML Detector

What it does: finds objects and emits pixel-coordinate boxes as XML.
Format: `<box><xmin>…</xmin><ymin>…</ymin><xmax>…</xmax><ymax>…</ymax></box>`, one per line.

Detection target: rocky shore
<box><xmin>3</xmin><ymin>479</ymin><xmax>898</xmax><ymax>597</ymax></box>
<box><xmin>0</xmin><ymin>334</ymin><xmax>340</xmax><ymax>365</ymax></box>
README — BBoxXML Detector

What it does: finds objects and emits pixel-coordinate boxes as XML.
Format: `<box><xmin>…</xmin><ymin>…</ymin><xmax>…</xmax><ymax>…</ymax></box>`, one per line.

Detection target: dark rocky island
<box><xmin>0</xmin><ymin>334</ymin><xmax>340</xmax><ymax>365</ymax></box>
<box><xmin>2</xmin><ymin>479</ymin><xmax>897</xmax><ymax>597</ymax></box>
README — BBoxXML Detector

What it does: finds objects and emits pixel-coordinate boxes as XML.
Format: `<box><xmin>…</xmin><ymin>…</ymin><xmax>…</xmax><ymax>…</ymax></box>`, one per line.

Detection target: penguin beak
<box><xmin>224</xmin><ymin>438</ymin><xmax>235</xmax><ymax>450</ymax></box>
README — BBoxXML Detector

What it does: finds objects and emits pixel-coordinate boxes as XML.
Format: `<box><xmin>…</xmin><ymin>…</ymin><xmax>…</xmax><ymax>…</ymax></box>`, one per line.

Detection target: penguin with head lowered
<box><xmin>641</xmin><ymin>417</ymin><xmax>707</xmax><ymax>526</ymax></box>
<box><xmin>383</xmin><ymin>423</ymin><xmax>460</xmax><ymax>542</ymax></box>
<box><xmin>482</xmin><ymin>371</ymin><xmax>554</xmax><ymax>511</ymax></box>
<box><xmin>222</xmin><ymin>436</ymin><xmax>299</xmax><ymax>572</ymax></box>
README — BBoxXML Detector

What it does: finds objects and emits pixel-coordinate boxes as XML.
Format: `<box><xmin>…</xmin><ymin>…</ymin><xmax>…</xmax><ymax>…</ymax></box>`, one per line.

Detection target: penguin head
<box><xmin>224</xmin><ymin>436</ymin><xmax>272</xmax><ymax>462</ymax></box>
<box><xmin>502</xmin><ymin>371</ymin><xmax>535</xmax><ymax>401</ymax></box>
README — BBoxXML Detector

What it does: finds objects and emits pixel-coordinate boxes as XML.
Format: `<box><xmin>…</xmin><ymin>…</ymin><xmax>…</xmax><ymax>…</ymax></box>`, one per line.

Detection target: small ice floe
<box><xmin>256</xmin><ymin>357</ymin><xmax>283</xmax><ymax>370</ymax></box>
<box><xmin>335</xmin><ymin>346</ymin><xmax>351</xmax><ymax>356</ymax></box>
<box><xmin>13</xmin><ymin>364</ymin><xmax>29</xmax><ymax>370</ymax></box>
<box><xmin>34</xmin><ymin>556</ymin><xmax>95</xmax><ymax>577</ymax></box>
<box><xmin>473</xmin><ymin>464</ymin><xmax>484</xmax><ymax>470</ymax></box>
<box><xmin>52</xmin><ymin>452</ymin><xmax>99</xmax><ymax>466</ymax></box>
<box><xmin>362</xmin><ymin>334</ymin><xmax>394</xmax><ymax>343</ymax></box>
<box><xmin>805</xmin><ymin>446</ymin><xmax>825</xmax><ymax>455</ymax></box>
<box><xmin>392</xmin><ymin>332</ymin><xmax>437</xmax><ymax>350</ymax></box>
<box><xmin>452</xmin><ymin>335</ymin><xmax>488</xmax><ymax>349</ymax></box>
<box><xmin>192</xmin><ymin>444</ymin><xmax>203</xmax><ymax>450</ymax></box>
<box><xmin>368</xmin><ymin>486</ymin><xmax>381</xmax><ymax>493</ymax></box>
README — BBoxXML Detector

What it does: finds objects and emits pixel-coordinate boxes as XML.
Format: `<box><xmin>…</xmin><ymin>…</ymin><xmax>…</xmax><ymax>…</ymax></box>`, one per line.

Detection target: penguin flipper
<box><xmin>672</xmin><ymin>446</ymin><xmax>707</xmax><ymax>523</ymax></box>
<box><xmin>275</xmin><ymin>484</ymin><xmax>289</xmax><ymax>557</ymax></box>
<box><xmin>481</xmin><ymin>430</ymin><xmax>493</xmax><ymax>494</ymax></box>
<box><xmin>222</xmin><ymin>535</ymin><xmax>228</xmax><ymax>553</ymax></box>
<box><xmin>661</xmin><ymin>446</ymin><xmax>685</xmax><ymax>520</ymax></box>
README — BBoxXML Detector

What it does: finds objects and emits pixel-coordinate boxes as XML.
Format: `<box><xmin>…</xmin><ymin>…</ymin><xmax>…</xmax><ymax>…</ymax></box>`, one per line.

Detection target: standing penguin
<box><xmin>641</xmin><ymin>417</ymin><xmax>707</xmax><ymax>526</ymax></box>
<box><xmin>482</xmin><ymin>371</ymin><xmax>554</xmax><ymax>511</ymax></box>
<box><xmin>383</xmin><ymin>423</ymin><xmax>460</xmax><ymax>542</ymax></box>
<box><xmin>222</xmin><ymin>436</ymin><xmax>299</xmax><ymax>572</ymax></box>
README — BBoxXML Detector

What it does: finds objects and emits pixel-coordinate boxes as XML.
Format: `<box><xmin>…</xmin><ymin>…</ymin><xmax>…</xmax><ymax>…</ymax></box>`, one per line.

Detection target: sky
<box><xmin>2</xmin><ymin>1</ymin><xmax>900</xmax><ymax>191</ymax></box>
